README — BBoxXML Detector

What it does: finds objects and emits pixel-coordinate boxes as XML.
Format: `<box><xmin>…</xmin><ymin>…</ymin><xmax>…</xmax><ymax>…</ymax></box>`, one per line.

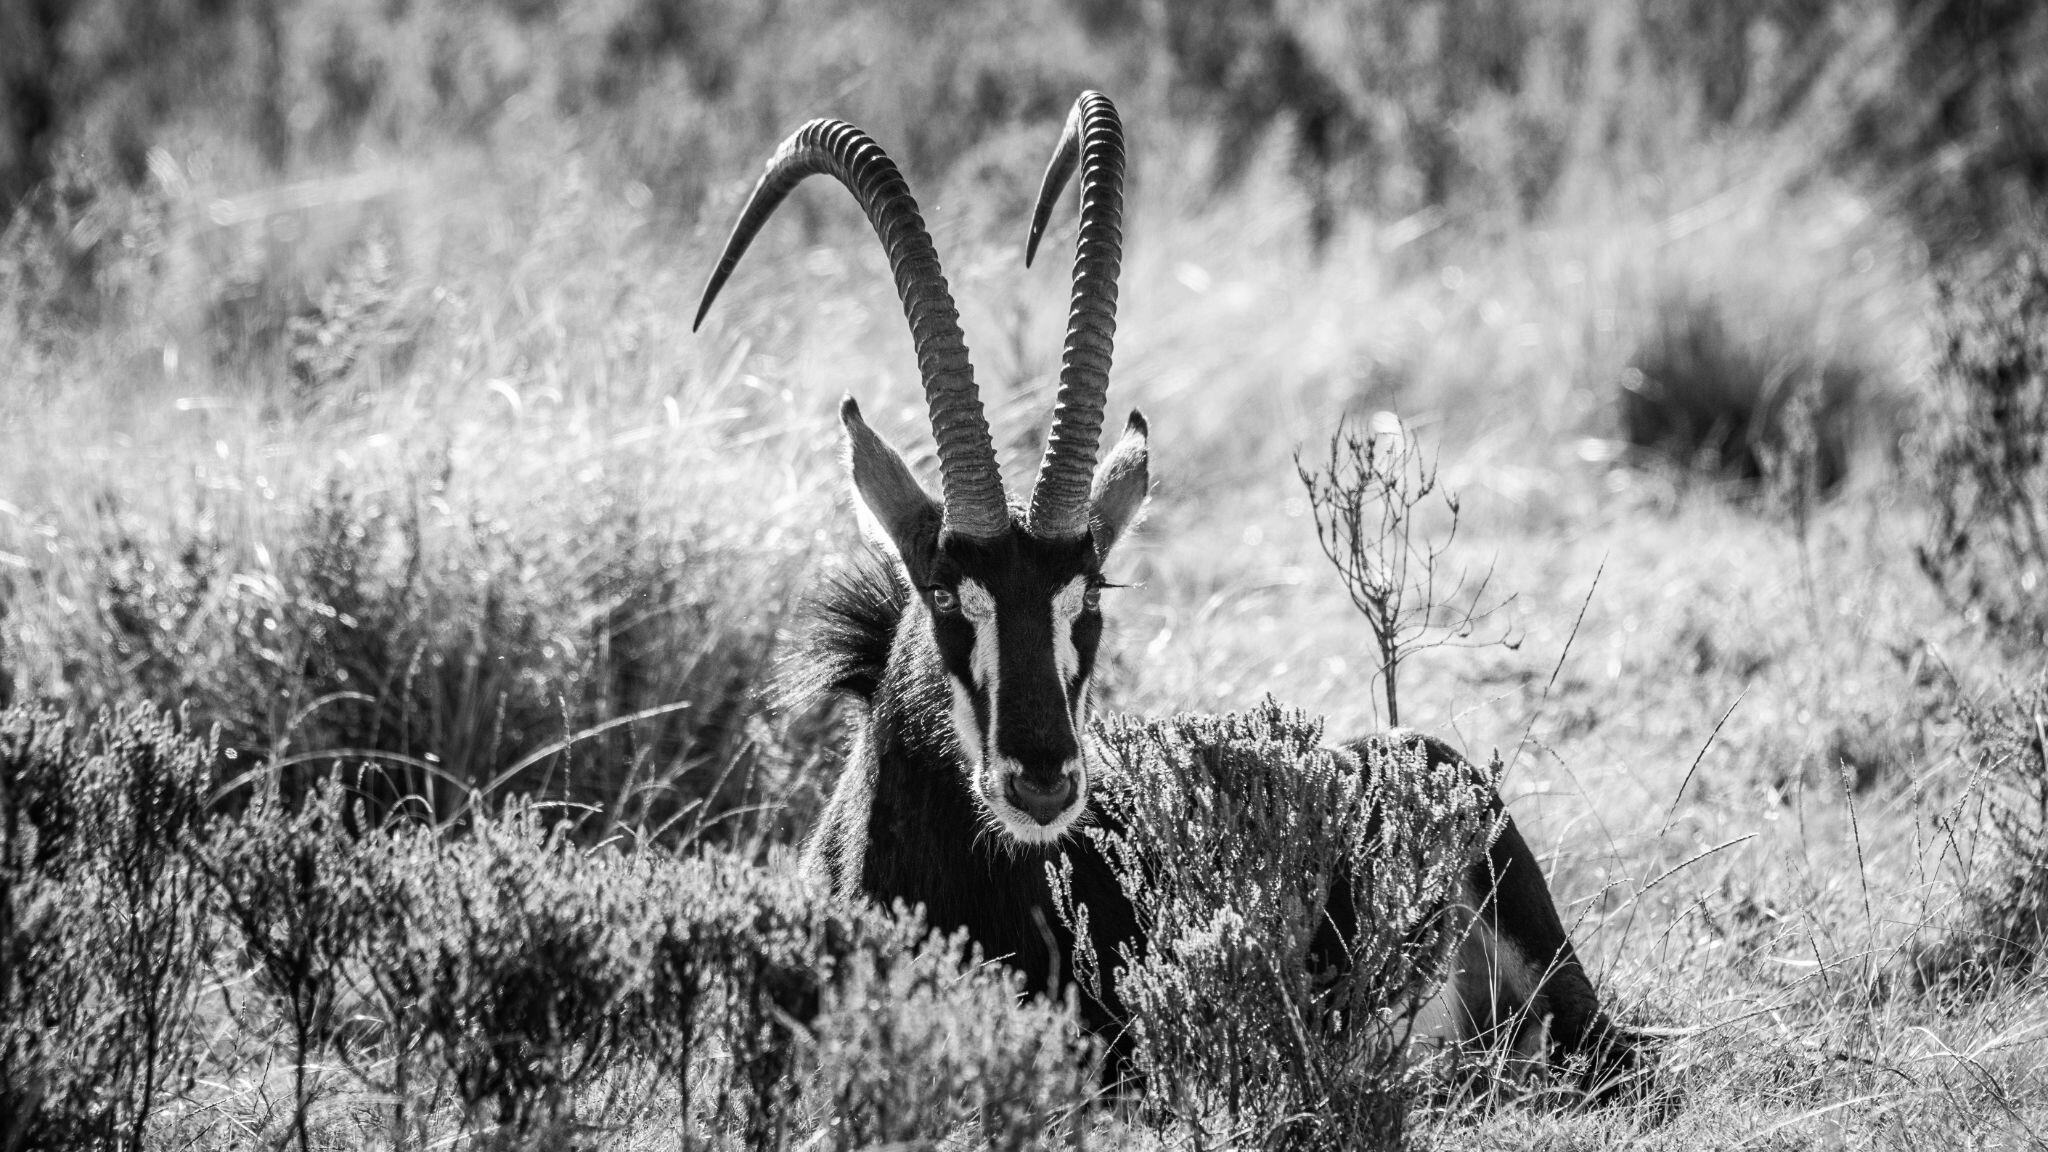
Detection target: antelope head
<box><xmin>694</xmin><ymin>93</ymin><xmax>1147</xmax><ymax>845</ymax></box>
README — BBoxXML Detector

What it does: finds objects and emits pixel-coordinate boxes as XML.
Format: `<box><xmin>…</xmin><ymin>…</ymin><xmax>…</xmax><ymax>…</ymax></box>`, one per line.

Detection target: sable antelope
<box><xmin>695</xmin><ymin>93</ymin><xmax>1635</xmax><ymax>1089</ymax></box>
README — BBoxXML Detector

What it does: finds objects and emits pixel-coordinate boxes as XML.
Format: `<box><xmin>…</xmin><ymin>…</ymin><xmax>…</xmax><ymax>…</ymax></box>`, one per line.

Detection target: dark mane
<box><xmin>773</xmin><ymin>550</ymin><xmax>909</xmax><ymax>713</ymax></box>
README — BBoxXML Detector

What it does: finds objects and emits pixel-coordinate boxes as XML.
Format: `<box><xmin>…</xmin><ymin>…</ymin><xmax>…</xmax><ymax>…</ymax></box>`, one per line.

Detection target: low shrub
<box><xmin>628</xmin><ymin>853</ymin><xmax>1095</xmax><ymax>1150</ymax></box>
<box><xmin>1917</xmin><ymin>674</ymin><xmax>2048</xmax><ymax>994</ymax></box>
<box><xmin>4</xmin><ymin>735</ymin><xmax>1094</xmax><ymax>1149</ymax></box>
<box><xmin>1916</xmin><ymin>252</ymin><xmax>2048</xmax><ymax>648</ymax></box>
<box><xmin>801</xmin><ymin>931</ymin><xmax>1092</xmax><ymax>1152</ymax></box>
<box><xmin>1</xmin><ymin>685</ymin><xmax>1103</xmax><ymax>1148</ymax></box>
<box><xmin>196</xmin><ymin>778</ymin><xmax>365</xmax><ymax>1152</ymax></box>
<box><xmin>629</xmin><ymin>851</ymin><xmax>836</xmax><ymax>1148</ymax></box>
<box><xmin>265</xmin><ymin>810</ymin><xmax>1095</xmax><ymax>1147</ymax></box>
<box><xmin>1062</xmin><ymin>702</ymin><xmax>1501</xmax><ymax>1150</ymax></box>
<box><xmin>1</xmin><ymin>703</ymin><xmax>216</xmax><ymax>1152</ymax></box>
<box><xmin>398</xmin><ymin>807</ymin><xmax>652</xmax><ymax>1132</ymax></box>
<box><xmin>1620</xmin><ymin>288</ymin><xmax>1862</xmax><ymax>497</ymax></box>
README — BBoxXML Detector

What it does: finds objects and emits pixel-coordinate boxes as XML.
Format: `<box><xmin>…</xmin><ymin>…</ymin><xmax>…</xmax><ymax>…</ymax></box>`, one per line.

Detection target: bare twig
<box><xmin>1297</xmin><ymin>414</ymin><xmax>1516</xmax><ymax>728</ymax></box>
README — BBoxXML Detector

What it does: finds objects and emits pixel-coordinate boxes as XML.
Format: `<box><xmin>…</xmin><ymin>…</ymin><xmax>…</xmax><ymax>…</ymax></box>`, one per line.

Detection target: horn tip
<box><xmin>692</xmin><ymin>277</ymin><xmax>722</xmax><ymax>332</ymax></box>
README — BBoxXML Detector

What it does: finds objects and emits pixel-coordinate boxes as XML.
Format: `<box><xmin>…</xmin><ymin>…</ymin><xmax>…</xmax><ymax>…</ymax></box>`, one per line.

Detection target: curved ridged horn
<box><xmin>1024</xmin><ymin>92</ymin><xmax>1125</xmax><ymax>539</ymax></box>
<box><xmin>695</xmin><ymin>119</ymin><xmax>1009</xmax><ymax>540</ymax></box>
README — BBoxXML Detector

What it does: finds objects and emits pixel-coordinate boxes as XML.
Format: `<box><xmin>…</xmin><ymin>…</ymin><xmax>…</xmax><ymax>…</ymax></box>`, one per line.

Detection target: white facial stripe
<box><xmin>950</xmin><ymin>578</ymin><xmax>999</xmax><ymax>768</ymax></box>
<box><xmin>1050</xmin><ymin>576</ymin><xmax>1086</xmax><ymax>688</ymax></box>
<box><xmin>949</xmin><ymin>680</ymin><xmax>982</xmax><ymax>767</ymax></box>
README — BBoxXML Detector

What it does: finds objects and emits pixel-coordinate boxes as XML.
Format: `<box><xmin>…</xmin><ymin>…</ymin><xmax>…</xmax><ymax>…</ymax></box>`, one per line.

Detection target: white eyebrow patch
<box><xmin>957</xmin><ymin>579</ymin><xmax>996</xmax><ymax>623</ymax></box>
<box><xmin>957</xmin><ymin>577</ymin><xmax>999</xmax><ymax>694</ymax></box>
<box><xmin>1050</xmin><ymin>576</ymin><xmax>1087</xmax><ymax>686</ymax></box>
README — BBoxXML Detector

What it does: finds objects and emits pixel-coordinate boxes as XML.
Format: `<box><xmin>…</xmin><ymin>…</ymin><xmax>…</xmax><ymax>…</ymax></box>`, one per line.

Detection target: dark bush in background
<box><xmin>0</xmin><ymin>0</ymin><xmax>278</xmax><ymax>210</ymax></box>
<box><xmin>1620</xmin><ymin>289</ymin><xmax>1863</xmax><ymax>496</ymax></box>
<box><xmin>1916</xmin><ymin>252</ymin><xmax>2048</xmax><ymax>648</ymax></box>
<box><xmin>1842</xmin><ymin>0</ymin><xmax>2048</xmax><ymax>259</ymax></box>
<box><xmin>9</xmin><ymin>0</ymin><xmax>2046</xmax><ymax>258</ymax></box>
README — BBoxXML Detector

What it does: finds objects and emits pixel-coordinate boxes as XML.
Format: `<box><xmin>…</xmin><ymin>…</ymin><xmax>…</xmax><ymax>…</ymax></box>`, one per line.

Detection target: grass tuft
<box><xmin>8</xmin><ymin>458</ymin><xmax>811</xmax><ymax>839</ymax></box>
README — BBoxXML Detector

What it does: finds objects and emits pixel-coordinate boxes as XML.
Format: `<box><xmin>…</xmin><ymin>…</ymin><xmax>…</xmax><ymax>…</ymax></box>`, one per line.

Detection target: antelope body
<box><xmin>696</xmin><ymin>93</ymin><xmax>1633</xmax><ymax>1089</ymax></box>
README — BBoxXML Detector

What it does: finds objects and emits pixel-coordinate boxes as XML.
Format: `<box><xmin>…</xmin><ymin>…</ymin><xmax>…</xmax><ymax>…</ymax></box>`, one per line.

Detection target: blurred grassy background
<box><xmin>4</xmin><ymin>0</ymin><xmax>2048</xmax><ymax>1144</ymax></box>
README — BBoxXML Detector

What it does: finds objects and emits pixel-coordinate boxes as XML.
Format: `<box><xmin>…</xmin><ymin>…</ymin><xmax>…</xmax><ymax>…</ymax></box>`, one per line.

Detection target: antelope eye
<box><xmin>930</xmin><ymin>587</ymin><xmax>960</xmax><ymax>614</ymax></box>
<box><xmin>1083</xmin><ymin>586</ymin><xmax>1103</xmax><ymax>612</ymax></box>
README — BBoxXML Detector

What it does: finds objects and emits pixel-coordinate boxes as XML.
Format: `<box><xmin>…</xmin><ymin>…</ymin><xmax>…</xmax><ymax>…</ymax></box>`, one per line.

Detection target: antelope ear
<box><xmin>842</xmin><ymin>396</ymin><xmax>942</xmax><ymax>580</ymax></box>
<box><xmin>1088</xmin><ymin>410</ymin><xmax>1150</xmax><ymax>562</ymax></box>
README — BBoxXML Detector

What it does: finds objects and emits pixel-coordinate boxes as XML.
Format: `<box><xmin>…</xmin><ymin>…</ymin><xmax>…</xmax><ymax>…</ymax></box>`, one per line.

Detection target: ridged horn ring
<box><xmin>694</xmin><ymin>119</ymin><xmax>1009</xmax><ymax>541</ymax></box>
<box><xmin>1024</xmin><ymin>91</ymin><xmax>1125</xmax><ymax>540</ymax></box>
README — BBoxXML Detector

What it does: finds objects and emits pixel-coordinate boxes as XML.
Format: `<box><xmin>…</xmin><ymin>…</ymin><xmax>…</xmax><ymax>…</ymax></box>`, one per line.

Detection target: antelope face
<box><xmin>925</xmin><ymin>529</ymin><xmax>1104</xmax><ymax>842</ymax></box>
<box><xmin>843</xmin><ymin>399</ymin><xmax>1150</xmax><ymax>847</ymax></box>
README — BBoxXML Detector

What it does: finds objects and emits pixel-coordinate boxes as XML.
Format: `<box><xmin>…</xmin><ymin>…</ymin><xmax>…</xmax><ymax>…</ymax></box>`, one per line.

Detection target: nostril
<box><xmin>1006</xmin><ymin>772</ymin><xmax>1075</xmax><ymax>822</ymax></box>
